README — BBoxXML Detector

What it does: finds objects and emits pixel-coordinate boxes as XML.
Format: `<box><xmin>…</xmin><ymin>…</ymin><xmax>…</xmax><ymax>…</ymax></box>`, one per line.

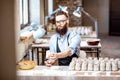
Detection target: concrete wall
<box><xmin>83</xmin><ymin>0</ymin><xmax>109</xmax><ymax>35</ymax></box>
<box><xmin>98</xmin><ymin>0</ymin><xmax>109</xmax><ymax>34</ymax></box>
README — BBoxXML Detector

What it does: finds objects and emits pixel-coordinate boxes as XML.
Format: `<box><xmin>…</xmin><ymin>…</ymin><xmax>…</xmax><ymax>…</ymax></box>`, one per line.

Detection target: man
<box><xmin>45</xmin><ymin>10</ymin><xmax>81</xmax><ymax>66</ymax></box>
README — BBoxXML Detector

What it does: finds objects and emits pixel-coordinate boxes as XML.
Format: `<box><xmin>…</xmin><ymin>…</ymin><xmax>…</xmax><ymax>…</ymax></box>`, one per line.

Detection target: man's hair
<box><xmin>55</xmin><ymin>10</ymin><xmax>69</xmax><ymax>18</ymax></box>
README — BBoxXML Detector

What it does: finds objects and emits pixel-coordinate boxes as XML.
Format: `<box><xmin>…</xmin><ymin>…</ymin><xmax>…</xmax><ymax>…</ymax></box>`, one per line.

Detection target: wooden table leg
<box><xmin>32</xmin><ymin>48</ymin><xmax>34</xmax><ymax>61</ymax></box>
<box><xmin>37</xmin><ymin>48</ymin><xmax>39</xmax><ymax>65</ymax></box>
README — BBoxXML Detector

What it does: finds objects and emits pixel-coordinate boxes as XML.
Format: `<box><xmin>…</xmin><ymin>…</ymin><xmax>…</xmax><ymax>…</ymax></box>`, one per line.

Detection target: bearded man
<box><xmin>45</xmin><ymin>10</ymin><xmax>81</xmax><ymax>66</ymax></box>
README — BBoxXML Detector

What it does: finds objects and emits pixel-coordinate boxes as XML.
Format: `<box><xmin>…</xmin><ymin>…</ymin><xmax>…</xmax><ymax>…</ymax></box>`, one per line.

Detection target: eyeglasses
<box><xmin>56</xmin><ymin>19</ymin><xmax>67</xmax><ymax>24</ymax></box>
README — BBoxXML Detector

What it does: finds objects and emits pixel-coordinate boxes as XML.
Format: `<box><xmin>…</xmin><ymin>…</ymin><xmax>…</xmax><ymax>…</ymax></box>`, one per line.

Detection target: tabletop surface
<box><xmin>17</xmin><ymin>66</ymin><xmax>120</xmax><ymax>77</ymax></box>
<box><xmin>32</xmin><ymin>39</ymin><xmax>101</xmax><ymax>48</ymax></box>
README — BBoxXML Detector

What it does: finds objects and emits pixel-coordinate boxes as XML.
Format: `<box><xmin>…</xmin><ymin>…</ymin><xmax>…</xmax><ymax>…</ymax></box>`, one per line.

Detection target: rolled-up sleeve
<box><xmin>68</xmin><ymin>32</ymin><xmax>81</xmax><ymax>55</ymax></box>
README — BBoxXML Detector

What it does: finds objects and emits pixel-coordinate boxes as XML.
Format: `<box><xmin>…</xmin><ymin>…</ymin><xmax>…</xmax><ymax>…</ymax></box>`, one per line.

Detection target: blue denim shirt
<box><xmin>49</xmin><ymin>30</ymin><xmax>81</xmax><ymax>56</ymax></box>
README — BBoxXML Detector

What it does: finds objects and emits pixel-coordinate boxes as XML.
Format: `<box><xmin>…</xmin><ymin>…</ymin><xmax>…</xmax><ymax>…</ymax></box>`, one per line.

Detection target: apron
<box><xmin>57</xmin><ymin>34</ymin><xmax>78</xmax><ymax>66</ymax></box>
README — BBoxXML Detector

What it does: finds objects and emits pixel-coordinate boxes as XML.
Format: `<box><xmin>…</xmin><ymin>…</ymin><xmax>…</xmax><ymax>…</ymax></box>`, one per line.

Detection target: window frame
<box><xmin>20</xmin><ymin>0</ymin><xmax>30</xmax><ymax>29</ymax></box>
<box><xmin>20</xmin><ymin>0</ymin><xmax>41</xmax><ymax>29</ymax></box>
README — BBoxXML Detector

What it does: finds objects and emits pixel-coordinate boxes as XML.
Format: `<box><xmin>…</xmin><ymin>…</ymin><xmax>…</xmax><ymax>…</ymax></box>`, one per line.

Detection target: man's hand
<box><xmin>45</xmin><ymin>53</ymin><xmax>58</xmax><ymax>67</ymax></box>
<box><xmin>49</xmin><ymin>53</ymin><xmax>58</xmax><ymax>61</ymax></box>
<box><xmin>44</xmin><ymin>59</ymin><xmax>55</xmax><ymax>67</ymax></box>
<box><xmin>44</xmin><ymin>60</ymin><xmax>52</xmax><ymax>67</ymax></box>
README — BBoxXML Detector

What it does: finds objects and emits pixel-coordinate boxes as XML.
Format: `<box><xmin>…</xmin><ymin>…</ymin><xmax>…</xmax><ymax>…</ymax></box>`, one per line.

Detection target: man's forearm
<box><xmin>57</xmin><ymin>48</ymin><xmax>71</xmax><ymax>58</ymax></box>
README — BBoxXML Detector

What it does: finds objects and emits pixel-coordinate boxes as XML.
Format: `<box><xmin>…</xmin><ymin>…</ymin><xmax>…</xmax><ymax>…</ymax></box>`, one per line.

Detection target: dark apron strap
<box><xmin>57</xmin><ymin>34</ymin><xmax>78</xmax><ymax>66</ymax></box>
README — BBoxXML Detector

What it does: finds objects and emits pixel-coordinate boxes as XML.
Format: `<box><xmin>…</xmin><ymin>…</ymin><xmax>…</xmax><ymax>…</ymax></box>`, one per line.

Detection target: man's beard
<box><xmin>56</xmin><ymin>23</ymin><xmax>68</xmax><ymax>35</ymax></box>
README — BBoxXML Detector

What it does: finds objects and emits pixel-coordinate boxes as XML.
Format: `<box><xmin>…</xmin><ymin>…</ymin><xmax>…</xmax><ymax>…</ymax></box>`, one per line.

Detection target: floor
<box><xmin>99</xmin><ymin>34</ymin><xmax>120</xmax><ymax>58</ymax></box>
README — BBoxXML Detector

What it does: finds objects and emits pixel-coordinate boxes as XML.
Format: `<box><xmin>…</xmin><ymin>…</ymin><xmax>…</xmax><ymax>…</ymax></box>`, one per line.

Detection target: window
<box><xmin>20</xmin><ymin>0</ymin><xmax>29</xmax><ymax>28</ymax></box>
<box><xmin>29</xmin><ymin>0</ymin><xmax>40</xmax><ymax>25</ymax></box>
<box><xmin>19</xmin><ymin>0</ymin><xmax>40</xmax><ymax>29</ymax></box>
